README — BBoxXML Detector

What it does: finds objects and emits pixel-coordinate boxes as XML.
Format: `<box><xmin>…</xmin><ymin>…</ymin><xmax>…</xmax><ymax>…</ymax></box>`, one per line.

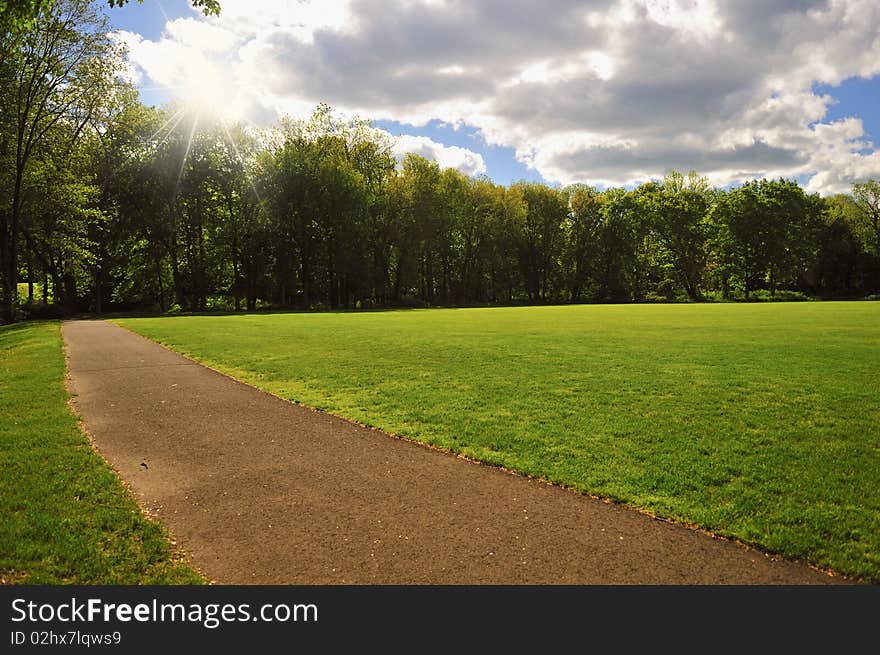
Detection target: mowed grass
<box><xmin>0</xmin><ymin>321</ymin><xmax>204</xmax><ymax>584</ymax></box>
<box><xmin>117</xmin><ymin>303</ymin><xmax>880</xmax><ymax>581</ymax></box>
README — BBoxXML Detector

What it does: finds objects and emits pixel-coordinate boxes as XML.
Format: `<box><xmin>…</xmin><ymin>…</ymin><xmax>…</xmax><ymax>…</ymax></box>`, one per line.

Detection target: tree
<box><xmin>813</xmin><ymin>214</ymin><xmax>864</xmax><ymax>297</ymax></box>
<box><xmin>477</xmin><ymin>183</ymin><xmax>526</xmax><ymax>304</ymax></box>
<box><xmin>397</xmin><ymin>154</ymin><xmax>442</xmax><ymax>304</ymax></box>
<box><xmin>0</xmin><ymin>0</ymin><xmax>123</xmax><ymax>322</ymax></box>
<box><xmin>637</xmin><ymin>171</ymin><xmax>713</xmax><ymax>300</ymax></box>
<box><xmin>1</xmin><ymin>0</ymin><xmax>46</xmax><ymax>36</ymax></box>
<box><xmin>594</xmin><ymin>188</ymin><xmax>643</xmax><ymax>302</ymax></box>
<box><xmin>207</xmin><ymin>122</ymin><xmax>264</xmax><ymax>311</ymax></box>
<box><xmin>356</xmin><ymin>139</ymin><xmax>398</xmax><ymax>306</ymax></box>
<box><xmin>563</xmin><ymin>184</ymin><xmax>602</xmax><ymax>302</ymax></box>
<box><xmin>852</xmin><ymin>180</ymin><xmax>880</xmax><ymax>256</ymax></box>
<box><xmin>20</xmin><ymin>124</ymin><xmax>103</xmax><ymax>314</ymax></box>
<box><xmin>709</xmin><ymin>179</ymin><xmax>822</xmax><ymax>298</ymax></box>
<box><xmin>824</xmin><ymin>193</ymin><xmax>874</xmax><ymax>253</ymax></box>
<box><xmin>513</xmin><ymin>182</ymin><xmax>567</xmax><ymax>303</ymax></box>
<box><xmin>264</xmin><ymin>106</ymin><xmax>383</xmax><ymax>308</ymax></box>
<box><xmin>710</xmin><ymin>182</ymin><xmax>765</xmax><ymax>297</ymax></box>
<box><xmin>706</xmin><ymin>190</ymin><xmax>738</xmax><ymax>299</ymax></box>
<box><xmin>457</xmin><ymin>176</ymin><xmax>499</xmax><ymax>304</ymax></box>
<box><xmin>759</xmin><ymin>179</ymin><xmax>823</xmax><ymax>295</ymax></box>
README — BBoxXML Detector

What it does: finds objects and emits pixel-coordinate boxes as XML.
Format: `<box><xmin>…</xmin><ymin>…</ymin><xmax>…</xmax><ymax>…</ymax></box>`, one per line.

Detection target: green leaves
<box><xmin>852</xmin><ymin>179</ymin><xmax>880</xmax><ymax>254</ymax></box>
<box><xmin>708</xmin><ymin>178</ymin><xmax>825</xmax><ymax>298</ymax></box>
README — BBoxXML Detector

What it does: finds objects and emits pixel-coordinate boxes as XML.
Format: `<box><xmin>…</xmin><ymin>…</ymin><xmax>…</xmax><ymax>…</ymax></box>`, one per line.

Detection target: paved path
<box><xmin>62</xmin><ymin>319</ymin><xmax>836</xmax><ymax>584</ymax></box>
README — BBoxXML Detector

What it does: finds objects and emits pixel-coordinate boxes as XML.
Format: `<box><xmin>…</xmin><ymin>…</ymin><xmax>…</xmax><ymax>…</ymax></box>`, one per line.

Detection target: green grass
<box><xmin>0</xmin><ymin>321</ymin><xmax>205</xmax><ymax>584</ymax></box>
<box><xmin>116</xmin><ymin>303</ymin><xmax>880</xmax><ymax>582</ymax></box>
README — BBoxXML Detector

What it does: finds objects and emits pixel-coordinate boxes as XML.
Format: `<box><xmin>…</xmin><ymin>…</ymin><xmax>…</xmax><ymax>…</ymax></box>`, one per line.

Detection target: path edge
<box><xmin>60</xmin><ymin>320</ymin><xmax>213</xmax><ymax>585</ymax></box>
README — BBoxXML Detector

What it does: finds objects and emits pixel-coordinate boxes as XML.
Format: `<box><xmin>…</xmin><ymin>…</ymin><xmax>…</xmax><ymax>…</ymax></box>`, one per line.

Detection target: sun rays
<box><xmin>134</xmin><ymin>101</ymin><xmax>263</xmax><ymax>206</ymax></box>
<box><xmin>175</xmin><ymin>108</ymin><xmax>201</xmax><ymax>196</ymax></box>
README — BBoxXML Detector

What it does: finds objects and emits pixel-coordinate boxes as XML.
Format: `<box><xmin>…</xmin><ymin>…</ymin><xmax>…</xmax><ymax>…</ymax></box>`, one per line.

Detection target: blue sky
<box><xmin>108</xmin><ymin>0</ymin><xmax>190</xmax><ymax>106</ymax></box>
<box><xmin>373</xmin><ymin>120</ymin><xmax>547</xmax><ymax>185</ymax></box>
<box><xmin>108</xmin><ymin>0</ymin><xmax>187</xmax><ymax>44</ymax></box>
<box><xmin>814</xmin><ymin>77</ymin><xmax>880</xmax><ymax>151</ymax></box>
<box><xmin>109</xmin><ymin>0</ymin><xmax>880</xmax><ymax>193</ymax></box>
<box><xmin>107</xmin><ymin>0</ymin><xmax>178</xmax><ymax>36</ymax></box>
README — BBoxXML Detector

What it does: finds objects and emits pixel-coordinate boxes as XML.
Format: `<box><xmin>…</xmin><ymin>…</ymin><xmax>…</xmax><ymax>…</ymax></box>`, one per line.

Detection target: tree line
<box><xmin>2</xmin><ymin>1</ymin><xmax>879</xmax><ymax>323</ymax></box>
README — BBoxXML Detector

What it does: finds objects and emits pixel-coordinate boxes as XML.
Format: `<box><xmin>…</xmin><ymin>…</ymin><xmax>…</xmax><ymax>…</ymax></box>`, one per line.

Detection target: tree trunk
<box><xmin>197</xmin><ymin>205</ymin><xmax>207</xmax><ymax>311</ymax></box>
<box><xmin>233</xmin><ymin>257</ymin><xmax>241</xmax><ymax>311</ymax></box>
<box><xmin>2</xmin><ymin>173</ymin><xmax>24</xmax><ymax>323</ymax></box>
<box><xmin>327</xmin><ymin>247</ymin><xmax>336</xmax><ymax>309</ymax></box>
<box><xmin>93</xmin><ymin>267</ymin><xmax>103</xmax><ymax>314</ymax></box>
<box><xmin>246</xmin><ymin>261</ymin><xmax>257</xmax><ymax>311</ymax></box>
<box><xmin>392</xmin><ymin>250</ymin><xmax>404</xmax><ymax>304</ymax></box>
<box><xmin>300</xmin><ymin>252</ymin><xmax>310</xmax><ymax>308</ymax></box>
<box><xmin>63</xmin><ymin>268</ymin><xmax>77</xmax><ymax>315</ymax></box>
<box><xmin>154</xmin><ymin>253</ymin><xmax>166</xmax><ymax>312</ymax></box>
<box><xmin>246</xmin><ymin>263</ymin><xmax>257</xmax><ymax>311</ymax></box>
<box><xmin>684</xmin><ymin>273</ymin><xmax>700</xmax><ymax>301</ymax></box>
<box><xmin>0</xmin><ymin>214</ymin><xmax>9</xmax><ymax>322</ymax></box>
<box><xmin>426</xmin><ymin>250</ymin><xmax>434</xmax><ymax>304</ymax></box>
<box><xmin>27</xmin><ymin>254</ymin><xmax>34</xmax><ymax>304</ymax></box>
<box><xmin>169</xmin><ymin>250</ymin><xmax>184</xmax><ymax>310</ymax></box>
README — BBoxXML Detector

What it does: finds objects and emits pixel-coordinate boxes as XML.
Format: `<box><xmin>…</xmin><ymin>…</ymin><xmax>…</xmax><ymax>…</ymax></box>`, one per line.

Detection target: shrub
<box><xmin>744</xmin><ymin>289</ymin><xmax>812</xmax><ymax>302</ymax></box>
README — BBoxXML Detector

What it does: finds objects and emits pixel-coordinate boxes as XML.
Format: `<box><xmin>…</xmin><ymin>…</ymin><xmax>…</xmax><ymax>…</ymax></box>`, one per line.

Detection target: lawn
<box><xmin>0</xmin><ymin>321</ymin><xmax>204</xmax><ymax>584</ymax></box>
<box><xmin>117</xmin><ymin>303</ymin><xmax>880</xmax><ymax>581</ymax></box>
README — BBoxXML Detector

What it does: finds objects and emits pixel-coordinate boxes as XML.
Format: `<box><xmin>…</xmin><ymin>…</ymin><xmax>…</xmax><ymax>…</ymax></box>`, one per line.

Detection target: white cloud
<box><xmin>391</xmin><ymin>135</ymin><xmax>486</xmax><ymax>176</ymax></box>
<box><xmin>164</xmin><ymin>17</ymin><xmax>237</xmax><ymax>52</ymax></box>
<box><xmin>112</xmin><ymin>31</ymin><xmax>143</xmax><ymax>86</ymax></box>
<box><xmin>118</xmin><ymin>0</ymin><xmax>880</xmax><ymax>194</ymax></box>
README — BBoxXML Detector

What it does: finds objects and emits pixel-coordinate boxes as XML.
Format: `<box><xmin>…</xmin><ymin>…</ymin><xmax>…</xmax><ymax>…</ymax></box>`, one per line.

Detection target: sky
<box><xmin>108</xmin><ymin>0</ymin><xmax>880</xmax><ymax>194</ymax></box>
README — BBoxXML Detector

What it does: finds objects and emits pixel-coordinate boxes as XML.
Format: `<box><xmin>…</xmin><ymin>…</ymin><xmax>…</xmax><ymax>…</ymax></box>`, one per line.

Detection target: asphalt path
<box><xmin>62</xmin><ymin>319</ymin><xmax>837</xmax><ymax>584</ymax></box>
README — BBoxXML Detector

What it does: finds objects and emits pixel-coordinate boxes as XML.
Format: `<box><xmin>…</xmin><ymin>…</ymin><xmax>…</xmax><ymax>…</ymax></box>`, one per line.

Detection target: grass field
<box><xmin>0</xmin><ymin>321</ymin><xmax>204</xmax><ymax>584</ymax></box>
<box><xmin>117</xmin><ymin>303</ymin><xmax>880</xmax><ymax>581</ymax></box>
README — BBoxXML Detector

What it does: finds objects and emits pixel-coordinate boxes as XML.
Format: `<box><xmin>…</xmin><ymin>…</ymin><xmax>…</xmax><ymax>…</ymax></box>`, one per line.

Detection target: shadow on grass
<box><xmin>0</xmin><ymin>319</ymin><xmax>56</xmax><ymax>337</ymax></box>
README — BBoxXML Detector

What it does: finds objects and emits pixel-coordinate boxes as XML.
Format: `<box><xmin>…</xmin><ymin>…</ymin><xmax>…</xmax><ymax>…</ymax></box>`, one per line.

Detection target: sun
<box><xmin>176</xmin><ymin>53</ymin><xmax>247</xmax><ymax>122</ymax></box>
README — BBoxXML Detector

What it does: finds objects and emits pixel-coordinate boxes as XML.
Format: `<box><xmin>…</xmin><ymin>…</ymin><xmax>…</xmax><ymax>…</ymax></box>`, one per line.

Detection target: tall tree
<box><xmin>594</xmin><ymin>188</ymin><xmax>643</xmax><ymax>302</ymax></box>
<box><xmin>637</xmin><ymin>171</ymin><xmax>713</xmax><ymax>300</ymax></box>
<box><xmin>709</xmin><ymin>179</ymin><xmax>822</xmax><ymax>298</ymax></box>
<box><xmin>852</xmin><ymin>180</ymin><xmax>880</xmax><ymax>256</ymax></box>
<box><xmin>563</xmin><ymin>184</ymin><xmax>602</xmax><ymax>302</ymax></box>
<box><xmin>513</xmin><ymin>182</ymin><xmax>567</xmax><ymax>303</ymax></box>
<box><xmin>398</xmin><ymin>154</ymin><xmax>442</xmax><ymax>304</ymax></box>
<box><xmin>0</xmin><ymin>0</ymin><xmax>121</xmax><ymax>321</ymax></box>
